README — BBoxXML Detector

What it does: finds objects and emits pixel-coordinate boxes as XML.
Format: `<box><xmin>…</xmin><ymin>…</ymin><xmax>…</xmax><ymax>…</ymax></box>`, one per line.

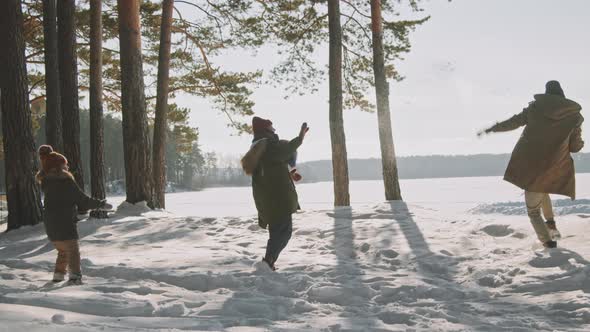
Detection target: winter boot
<box><xmin>543</xmin><ymin>240</ymin><xmax>557</xmax><ymax>249</ymax></box>
<box><xmin>52</xmin><ymin>272</ymin><xmax>65</xmax><ymax>283</ymax></box>
<box><xmin>68</xmin><ymin>273</ymin><xmax>83</xmax><ymax>285</ymax></box>
<box><xmin>262</xmin><ymin>257</ymin><xmax>276</xmax><ymax>271</ymax></box>
<box><xmin>545</xmin><ymin>220</ymin><xmax>561</xmax><ymax>240</ymax></box>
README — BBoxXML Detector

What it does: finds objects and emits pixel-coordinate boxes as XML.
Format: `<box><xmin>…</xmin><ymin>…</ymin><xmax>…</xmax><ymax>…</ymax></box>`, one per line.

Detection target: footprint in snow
<box><xmin>360</xmin><ymin>243</ymin><xmax>371</xmax><ymax>253</ymax></box>
<box><xmin>379</xmin><ymin>249</ymin><xmax>399</xmax><ymax>259</ymax></box>
<box><xmin>440</xmin><ymin>249</ymin><xmax>454</xmax><ymax>256</ymax></box>
<box><xmin>94</xmin><ymin>233</ymin><xmax>112</xmax><ymax>239</ymax></box>
<box><xmin>512</xmin><ymin>232</ymin><xmax>527</xmax><ymax>239</ymax></box>
<box><xmin>481</xmin><ymin>224</ymin><xmax>514</xmax><ymax>237</ymax></box>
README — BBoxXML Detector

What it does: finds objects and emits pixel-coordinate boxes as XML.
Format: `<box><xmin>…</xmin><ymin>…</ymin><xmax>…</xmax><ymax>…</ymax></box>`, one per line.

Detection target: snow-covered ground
<box><xmin>1</xmin><ymin>175</ymin><xmax>590</xmax><ymax>331</ymax></box>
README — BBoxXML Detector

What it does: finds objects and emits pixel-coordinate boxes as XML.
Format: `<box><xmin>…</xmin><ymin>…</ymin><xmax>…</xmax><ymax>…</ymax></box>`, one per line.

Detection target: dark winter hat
<box><xmin>43</xmin><ymin>152</ymin><xmax>68</xmax><ymax>173</ymax></box>
<box><xmin>545</xmin><ymin>80</ymin><xmax>565</xmax><ymax>98</ymax></box>
<box><xmin>252</xmin><ymin>116</ymin><xmax>273</xmax><ymax>135</ymax></box>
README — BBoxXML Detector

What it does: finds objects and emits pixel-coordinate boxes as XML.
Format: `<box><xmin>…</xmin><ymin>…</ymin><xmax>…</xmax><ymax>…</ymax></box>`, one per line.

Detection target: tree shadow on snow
<box><xmin>509</xmin><ymin>248</ymin><xmax>590</xmax><ymax>296</ymax></box>
<box><xmin>0</xmin><ymin>216</ymin><xmax>112</xmax><ymax>261</ymax></box>
<box><xmin>329</xmin><ymin>207</ymin><xmax>382</xmax><ymax>330</ymax></box>
<box><xmin>380</xmin><ymin>201</ymin><xmax>588</xmax><ymax>331</ymax></box>
<box><xmin>386</xmin><ymin>201</ymin><xmax>459</xmax><ymax>281</ymax></box>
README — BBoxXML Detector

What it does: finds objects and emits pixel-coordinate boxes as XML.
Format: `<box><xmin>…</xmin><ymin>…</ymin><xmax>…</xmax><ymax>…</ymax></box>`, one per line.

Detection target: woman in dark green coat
<box><xmin>242</xmin><ymin>117</ymin><xmax>309</xmax><ymax>270</ymax></box>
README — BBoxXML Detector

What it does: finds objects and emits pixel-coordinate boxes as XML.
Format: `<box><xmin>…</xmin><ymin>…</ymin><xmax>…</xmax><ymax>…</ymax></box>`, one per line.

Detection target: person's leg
<box><xmin>52</xmin><ymin>241</ymin><xmax>68</xmax><ymax>281</ymax></box>
<box><xmin>264</xmin><ymin>215</ymin><xmax>293</xmax><ymax>267</ymax></box>
<box><xmin>274</xmin><ymin>214</ymin><xmax>293</xmax><ymax>264</ymax></box>
<box><xmin>66</xmin><ymin>240</ymin><xmax>82</xmax><ymax>282</ymax></box>
<box><xmin>264</xmin><ymin>222</ymin><xmax>282</xmax><ymax>267</ymax></box>
<box><xmin>541</xmin><ymin>194</ymin><xmax>555</xmax><ymax>222</ymax></box>
<box><xmin>541</xmin><ymin>194</ymin><xmax>560</xmax><ymax>238</ymax></box>
<box><xmin>525</xmin><ymin>191</ymin><xmax>552</xmax><ymax>244</ymax></box>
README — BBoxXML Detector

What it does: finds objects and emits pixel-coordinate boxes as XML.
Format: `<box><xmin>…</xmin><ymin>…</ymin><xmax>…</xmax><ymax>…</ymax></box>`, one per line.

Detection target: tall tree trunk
<box><xmin>152</xmin><ymin>0</ymin><xmax>174</xmax><ymax>209</ymax></box>
<box><xmin>327</xmin><ymin>0</ymin><xmax>350</xmax><ymax>207</ymax></box>
<box><xmin>89</xmin><ymin>0</ymin><xmax>107</xmax><ymax>218</ymax></box>
<box><xmin>42</xmin><ymin>0</ymin><xmax>63</xmax><ymax>151</ymax></box>
<box><xmin>117</xmin><ymin>0</ymin><xmax>153</xmax><ymax>205</ymax></box>
<box><xmin>370</xmin><ymin>0</ymin><xmax>402</xmax><ymax>201</ymax></box>
<box><xmin>0</xmin><ymin>0</ymin><xmax>44</xmax><ymax>231</ymax></box>
<box><xmin>57</xmin><ymin>0</ymin><xmax>84</xmax><ymax>190</ymax></box>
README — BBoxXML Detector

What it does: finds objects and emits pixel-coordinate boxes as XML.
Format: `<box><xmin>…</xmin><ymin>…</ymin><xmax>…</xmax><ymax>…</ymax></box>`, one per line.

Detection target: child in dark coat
<box><xmin>36</xmin><ymin>145</ymin><xmax>112</xmax><ymax>284</ymax></box>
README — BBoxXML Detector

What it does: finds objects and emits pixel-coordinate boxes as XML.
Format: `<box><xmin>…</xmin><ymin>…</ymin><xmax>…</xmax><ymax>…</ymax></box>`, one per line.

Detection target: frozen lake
<box><xmin>109</xmin><ymin>173</ymin><xmax>590</xmax><ymax>217</ymax></box>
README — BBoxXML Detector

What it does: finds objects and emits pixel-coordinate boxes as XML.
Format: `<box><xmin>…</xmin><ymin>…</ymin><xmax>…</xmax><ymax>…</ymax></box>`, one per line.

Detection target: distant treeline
<box><xmin>297</xmin><ymin>153</ymin><xmax>590</xmax><ymax>182</ymax></box>
<box><xmin>206</xmin><ymin>153</ymin><xmax>590</xmax><ymax>187</ymax></box>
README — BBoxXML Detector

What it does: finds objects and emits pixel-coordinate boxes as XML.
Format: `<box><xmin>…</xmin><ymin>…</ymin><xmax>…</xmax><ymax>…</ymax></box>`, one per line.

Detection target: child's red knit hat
<box><xmin>38</xmin><ymin>145</ymin><xmax>54</xmax><ymax>170</ymax></box>
<box><xmin>43</xmin><ymin>152</ymin><xmax>68</xmax><ymax>172</ymax></box>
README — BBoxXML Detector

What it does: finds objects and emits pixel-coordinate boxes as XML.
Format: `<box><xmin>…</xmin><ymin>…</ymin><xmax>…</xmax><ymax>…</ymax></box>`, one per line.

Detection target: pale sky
<box><xmin>174</xmin><ymin>0</ymin><xmax>590</xmax><ymax>162</ymax></box>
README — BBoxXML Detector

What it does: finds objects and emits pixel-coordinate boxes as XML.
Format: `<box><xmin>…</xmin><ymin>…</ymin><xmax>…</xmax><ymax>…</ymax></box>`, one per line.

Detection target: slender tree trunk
<box><xmin>42</xmin><ymin>0</ymin><xmax>63</xmax><ymax>151</ymax></box>
<box><xmin>371</xmin><ymin>0</ymin><xmax>402</xmax><ymax>201</ymax></box>
<box><xmin>327</xmin><ymin>0</ymin><xmax>350</xmax><ymax>207</ymax></box>
<box><xmin>152</xmin><ymin>0</ymin><xmax>174</xmax><ymax>209</ymax></box>
<box><xmin>89</xmin><ymin>0</ymin><xmax>107</xmax><ymax>218</ymax></box>
<box><xmin>0</xmin><ymin>0</ymin><xmax>44</xmax><ymax>231</ymax></box>
<box><xmin>117</xmin><ymin>0</ymin><xmax>153</xmax><ymax>206</ymax></box>
<box><xmin>57</xmin><ymin>0</ymin><xmax>84</xmax><ymax>190</ymax></box>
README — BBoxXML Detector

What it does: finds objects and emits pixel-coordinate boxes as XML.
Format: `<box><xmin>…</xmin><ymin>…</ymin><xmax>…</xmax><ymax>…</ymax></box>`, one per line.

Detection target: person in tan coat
<box><xmin>479</xmin><ymin>81</ymin><xmax>584</xmax><ymax>248</ymax></box>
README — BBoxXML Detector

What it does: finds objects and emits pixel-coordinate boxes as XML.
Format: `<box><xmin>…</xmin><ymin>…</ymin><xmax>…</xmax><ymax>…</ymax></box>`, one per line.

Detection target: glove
<box><xmin>290</xmin><ymin>169</ymin><xmax>302</xmax><ymax>182</ymax></box>
<box><xmin>477</xmin><ymin>128</ymin><xmax>490</xmax><ymax>137</ymax></box>
<box><xmin>299</xmin><ymin>122</ymin><xmax>309</xmax><ymax>139</ymax></box>
<box><xmin>100</xmin><ymin>200</ymin><xmax>113</xmax><ymax>210</ymax></box>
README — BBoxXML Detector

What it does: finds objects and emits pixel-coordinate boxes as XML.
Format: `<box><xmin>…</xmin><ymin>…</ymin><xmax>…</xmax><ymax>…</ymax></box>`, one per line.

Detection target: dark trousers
<box><xmin>265</xmin><ymin>214</ymin><xmax>293</xmax><ymax>264</ymax></box>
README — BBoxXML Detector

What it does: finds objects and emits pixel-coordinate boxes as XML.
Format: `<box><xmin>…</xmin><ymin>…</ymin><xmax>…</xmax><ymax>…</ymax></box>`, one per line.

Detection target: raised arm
<box><xmin>265</xmin><ymin>136</ymin><xmax>303</xmax><ymax>163</ymax></box>
<box><xmin>265</xmin><ymin>123</ymin><xmax>309</xmax><ymax>163</ymax></box>
<box><xmin>483</xmin><ymin>108</ymin><xmax>529</xmax><ymax>134</ymax></box>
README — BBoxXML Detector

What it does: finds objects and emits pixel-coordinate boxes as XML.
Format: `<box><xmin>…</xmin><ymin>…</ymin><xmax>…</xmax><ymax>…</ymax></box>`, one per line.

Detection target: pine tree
<box><xmin>89</xmin><ymin>0</ymin><xmax>107</xmax><ymax>217</ymax></box>
<box><xmin>152</xmin><ymin>0</ymin><xmax>175</xmax><ymax>209</ymax></box>
<box><xmin>257</xmin><ymin>1</ymin><xmax>427</xmax><ymax>204</ymax></box>
<box><xmin>0</xmin><ymin>0</ymin><xmax>43</xmax><ymax>231</ymax></box>
<box><xmin>371</xmin><ymin>0</ymin><xmax>402</xmax><ymax>200</ymax></box>
<box><xmin>42</xmin><ymin>0</ymin><xmax>63</xmax><ymax>151</ymax></box>
<box><xmin>328</xmin><ymin>0</ymin><xmax>351</xmax><ymax>207</ymax></box>
<box><xmin>117</xmin><ymin>0</ymin><xmax>153</xmax><ymax>205</ymax></box>
<box><xmin>57</xmin><ymin>0</ymin><xmax>84</xmax><ymax>190</ymax></box>
<box><xmin>23</xmin><ymin>1</ymin><xmax>264</xmax><ymax>134</ymax></box>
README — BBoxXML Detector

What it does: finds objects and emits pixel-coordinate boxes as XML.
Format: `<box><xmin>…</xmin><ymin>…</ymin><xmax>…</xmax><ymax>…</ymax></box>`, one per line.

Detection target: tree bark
<box><xmin>371</xmin><ymin>0</ymin><xmax>402</xmax><ymax>201</ymax></box>
<box><xmin>152</xmin><ymin>0</ymin><xmax>175</xmax><ymax>209</ymax></box>
<box><xmin>57</xmin><ymin>0</ymin><xmax>84</xmax><ymax>190</ymax></box>
<box><xmin>0</xmin><ymin>0</ymin><xmax>44</xmax><ymax>231</ymax></box>
<box><xmin>89</xmin><ymin>0</ymin><xmax>107</xmax><ymax>218</ymax></box>
<box><xmin>42</xmin><ymin>0</ymin><xmax>63</xmax><ymax>151</ymax></box>
<box><xmin>117</xmin><ymin>0</ymin><xmax>153</xmax><ymax>205</ymax></box>
<box><xmin>328</xmin><ymin>0</ymin><xmax>350</xmax><ymax>207</ymax></box>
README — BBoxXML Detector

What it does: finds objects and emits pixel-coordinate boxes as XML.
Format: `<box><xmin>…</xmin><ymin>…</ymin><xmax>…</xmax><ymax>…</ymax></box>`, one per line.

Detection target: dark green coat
<box><xmin>489</xmin><ymin>94</ymin><xmax>584</xmax><ymax>199</ymax></box>
<box><xmin>250</xmin><ymin>136</ymin><xmax>302</xmax><ymax>228</ymax></box>
<box><xmin>40</xmin><ymin>171</ymin><xmax>104</xmax><ymax>241</ymax></box>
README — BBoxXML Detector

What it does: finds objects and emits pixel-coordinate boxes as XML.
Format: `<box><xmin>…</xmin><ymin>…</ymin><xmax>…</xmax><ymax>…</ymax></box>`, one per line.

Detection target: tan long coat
<box><xmin>488</xmin><ymin>94</ymin><xmax>584</xmax><ymax>199</ymax></box>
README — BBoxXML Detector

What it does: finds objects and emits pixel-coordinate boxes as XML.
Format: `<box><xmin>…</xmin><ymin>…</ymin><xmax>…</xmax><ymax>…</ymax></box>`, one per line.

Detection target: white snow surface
<box><xmin>1</xmin><ymin>175</ymin><xmax>590</xmax><ymax>331</ymax></box>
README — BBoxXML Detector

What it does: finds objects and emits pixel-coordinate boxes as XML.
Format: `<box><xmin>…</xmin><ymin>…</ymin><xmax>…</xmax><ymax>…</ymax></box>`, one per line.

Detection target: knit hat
<box><xmin>38</xmin><ymin>145</ymin><xmax>54</xmax><ymax>171</ymax></box>
<box><xmin>545</xmin><ymin>80</ymin><xmax>565</xmax><ymax>98</ymax></box>
<box><xmin>43</xmin><ymin>152</ymin><xmax>68</xmax><ymax>172</ymax></box>
<box><xmin>252</xmin><ymin>116</ymin><xmax>273</xmax><ymax>135</ymax></box>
